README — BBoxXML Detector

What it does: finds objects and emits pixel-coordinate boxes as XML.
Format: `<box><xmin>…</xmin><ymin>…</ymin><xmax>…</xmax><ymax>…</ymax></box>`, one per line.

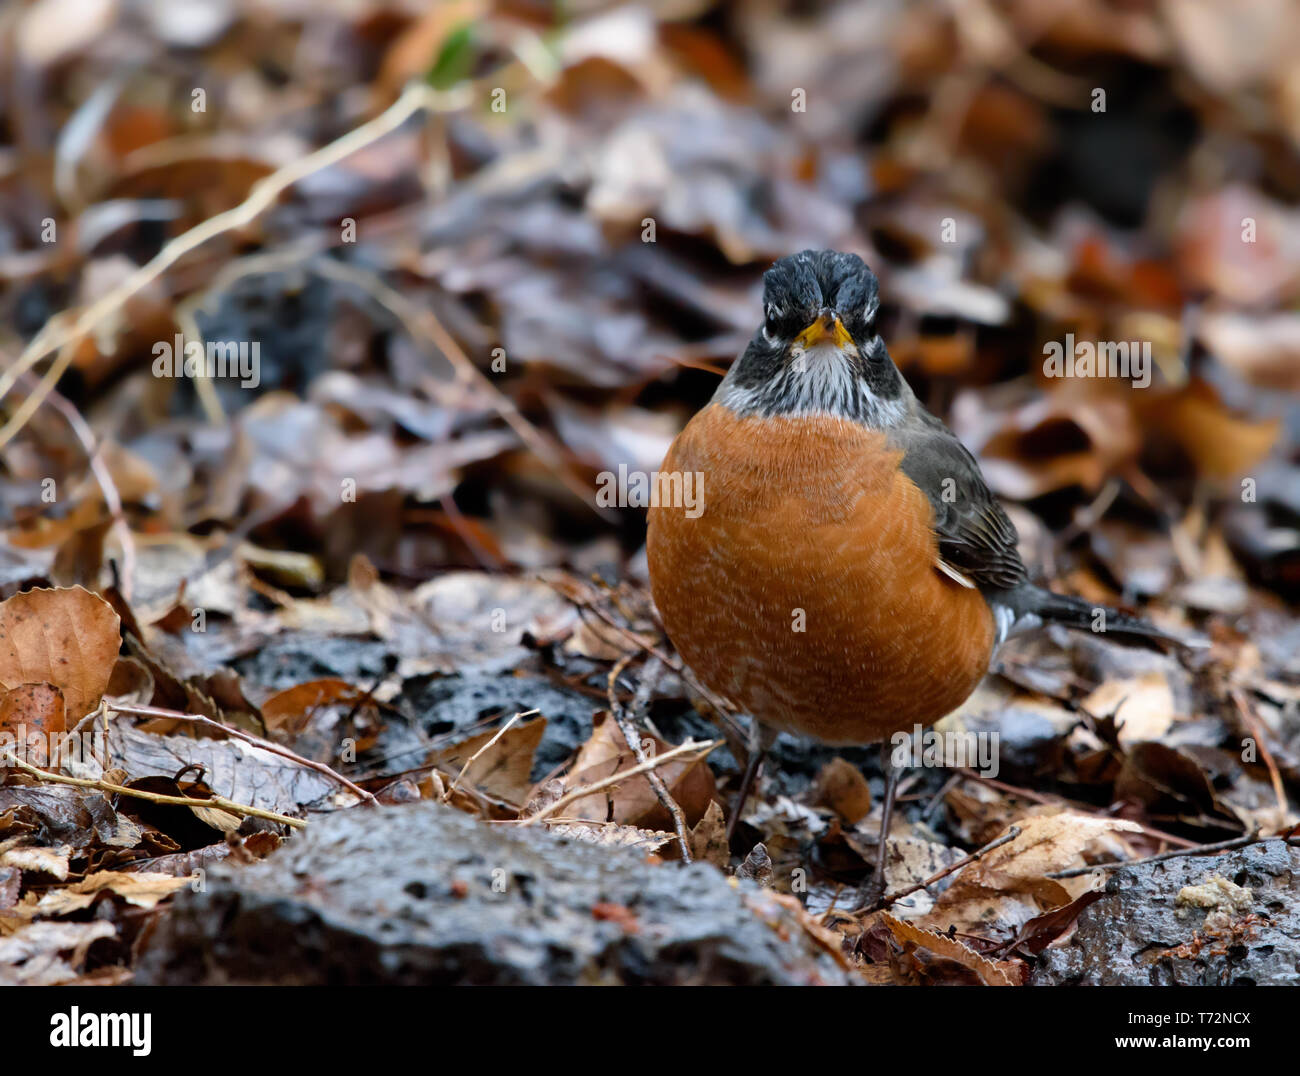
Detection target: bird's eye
<box><xmin>762</xmin><ymin>304</ymin><xmax>784</xmax><ymax>344</ymax></box>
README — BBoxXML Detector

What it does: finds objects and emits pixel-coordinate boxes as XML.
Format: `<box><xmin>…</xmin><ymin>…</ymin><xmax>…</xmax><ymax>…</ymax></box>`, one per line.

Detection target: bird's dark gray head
<box><xmin>718</xmin><ymin>249</ymin><xmax>907</xmax><ymax>426</ymax></box>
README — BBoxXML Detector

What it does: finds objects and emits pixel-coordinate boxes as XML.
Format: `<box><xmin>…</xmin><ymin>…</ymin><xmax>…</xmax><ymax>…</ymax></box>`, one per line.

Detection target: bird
<box><xmin>646</xmin><ymin>248</ymin><xmax>1191</xmax><ymax>906</ymax></box>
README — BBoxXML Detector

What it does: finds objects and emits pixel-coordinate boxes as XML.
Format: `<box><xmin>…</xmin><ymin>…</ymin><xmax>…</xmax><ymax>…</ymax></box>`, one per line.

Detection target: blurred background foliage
<box><xmin>0</xmin><ymin>0</ymin><xmax>1296</xmax><ymax>606</ymax></box>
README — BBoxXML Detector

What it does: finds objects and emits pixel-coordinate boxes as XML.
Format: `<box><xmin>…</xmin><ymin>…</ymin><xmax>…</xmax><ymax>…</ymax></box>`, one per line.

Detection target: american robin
<box><xmin>646</xmin><ymin>249</ymin><xmax>1190</xmax><ymax>903</ymax></box>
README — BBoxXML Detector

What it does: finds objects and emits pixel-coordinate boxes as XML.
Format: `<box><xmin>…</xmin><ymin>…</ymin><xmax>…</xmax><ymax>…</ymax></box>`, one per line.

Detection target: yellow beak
<box><xmin>794</xmin><ymin>311</ymin><xmax>853</xmax><ymax>349</ymax></box>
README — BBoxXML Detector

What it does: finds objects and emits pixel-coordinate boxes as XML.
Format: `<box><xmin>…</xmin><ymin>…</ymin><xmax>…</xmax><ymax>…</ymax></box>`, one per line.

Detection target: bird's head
<box><xmin>719</xmin><ymin>249</ymin><xmax>907</xmax><ymax>426</ymax></box>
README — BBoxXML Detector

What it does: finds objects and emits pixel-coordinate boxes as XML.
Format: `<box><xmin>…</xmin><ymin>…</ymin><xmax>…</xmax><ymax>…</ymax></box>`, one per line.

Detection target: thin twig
<box><xmin>17</xmin><ymin>374</ymin><xmax>138</xmax><ymax>601</ymax></box>
<box><xmin>607</xmin><ymin>654</ymin><xmax>692</xmax><ymax>861</ymax></box>
<box><xmin>439</xmin><ymin>492</ymin><xmax>506</xmax><ymax>571</ymax></box>
<box><xmin>1057</xmin><ymin>478</ymin><xmax>1121</xmax><ymax>548</ymax></box>
<box><xmin>550</xmin><ymin>576</ymin><xmax>746</xmax><ymax>743</ymax></box>
<box><xmin>1233</xmin><ymin>689</ymin><xmax>1288</xmax><ymax>818</ymax></box>
<box><xmin>921</xmin><ymin>772</ymin><xmax>961</xmax><ymax>826</ymax></box>
<box><xmin>0</xmin><ymin>82</ymin><xmax>472</xmax><ymax>449</ymax></box>
<box><xmin>105</xmin><ymin>701</ymin><xmax>378</xmax><ymax>805</ymax></box>
<box><xmin>1045</xmin><ymin>830</ymin><xmax>1276</xmax><ymax>880</ymax></box>
<box><xmin>868</xmin><ymin>825</ymin><xmax>1023</xmax><ymax>912</ymax></box>
<box><xmin>518</xmin><ymin>738</ymin><xmax>719</xmax><ymax>827</ymax></box>
<box><xmin>0</xmin><ymin>749</ymin><xmax>306</xmax><ymax>829</ymax></box>
<box><xmin>956</xmin><ymin>769</ymin><xmax>1200</xmax><ymax>849</ymax></box>
<box><xmin>443</xmin><ymin>709</ymin><xmax>536</xmax><ymax>801</ymax></box>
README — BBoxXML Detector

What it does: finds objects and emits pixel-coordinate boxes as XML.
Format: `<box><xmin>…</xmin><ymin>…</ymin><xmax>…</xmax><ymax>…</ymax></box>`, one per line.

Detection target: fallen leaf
<box><xmin>0</xmin><ymin>920</ymin><xmax>115</xmax><ymax>986</ymax></box>
<box><xmin>689</xmin><ymin>799</ymin><xmax>729</xmax><ymax>867</ymax></box>
<box><xmin>811</xmin><ymin>757</ymin><xmax>873</xmax><ymax>825</ymax></box>
<box><xmin>880</xmin><ymin>911</ymin><xmax>1018</xmax><ymax>986</ymax></box>
<box><xmin>0</xmin><ymin>843</ymin><xmax>71</xmax><ymax>880</ymax></box>
<box><xmin>1135</xmin><ymin>378</ymin><xmax>1280</xmax><ymax>480</ymax></box>
<box><xmin>560</xmin><ymin>711</ymin><xmax>716</xmax><ymax>828</ymax></box>
<box><xmin>0</xmin><ymin>586</ymin><xmax>121</xmax><ymax>724</ymax></box>
<box><xmin>736</xmin><ymin>841</ymin><xmax>773</xmax><ymax>886</ymax></box>
<box><xmin>548</xmin><ymin>820</ymin><xmax>675</xmax><ymax>852</ymax></box>
<box><xmin>20</xmin><ymin>870</ymin><xmax>190</xmax><ymax>917</ymax></box>
<box><xmin>1006</xmin><ymin>889</ymin><xmax>1107</xmax><ymax>956</ymax></box>
<box><xmin>920</xmin><ymin>813</ymin><xmax>1143</xmax><ymax>935</ymax></box>
<box><xmin>261</xmin><ymin>678</ymin><xmax>365</xmax><ymax>735</ymax></box>
<box><xmin>431</xmin><ymin>716</ymin><xmax>547</xmax><ymax>805</ymax></box>
<box><xmin>0</xmin><ymin>683</ymin><xmax>67</xmax><ymax>766</ymax></box>
<box><xmin>1082</xmin><ymin>671</ymin><xmax>1178</xmax><ymax>745</ymax></box>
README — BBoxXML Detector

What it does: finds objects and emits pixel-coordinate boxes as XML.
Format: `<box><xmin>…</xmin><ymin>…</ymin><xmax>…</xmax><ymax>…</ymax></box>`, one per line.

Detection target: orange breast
<box><xmin>646</xmin><ymin>404</ymin><xmax>995</xmax><ymax>745</ymax></box>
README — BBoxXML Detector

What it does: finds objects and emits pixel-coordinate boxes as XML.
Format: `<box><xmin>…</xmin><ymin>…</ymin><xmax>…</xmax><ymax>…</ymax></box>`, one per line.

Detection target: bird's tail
<box><xmin>999</xmin><ymin>585</ymin><xmax>1206</xmax><ymax>650</ymax></box>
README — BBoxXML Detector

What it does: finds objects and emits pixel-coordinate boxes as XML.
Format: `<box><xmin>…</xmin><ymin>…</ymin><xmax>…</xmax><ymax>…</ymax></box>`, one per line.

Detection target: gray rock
<box><xmin>403</xmin><ymin>671</ymin><xmax>596</xmax><ymax>780</ymax></box>
<box><xmin>136</xmin><ymin>801</ymin><xmax>855</xmax><ymax>985</ymax></box>
<box><xmin>233</xmin><ymin>632</ymin><xmax>394</xmax><ymax>690</ymax></box>
<box><xmin>1033</xmin><ymin>840</ymin><xmax>1300</xmax><ymax>986</ymax></box>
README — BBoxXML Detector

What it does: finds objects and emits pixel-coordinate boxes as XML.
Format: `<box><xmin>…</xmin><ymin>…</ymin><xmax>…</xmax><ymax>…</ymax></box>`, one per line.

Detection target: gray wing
<box><xmin>891</xmin><ymin>412</ymin><xmax>1028</xmax><ymax>593</ymax></box>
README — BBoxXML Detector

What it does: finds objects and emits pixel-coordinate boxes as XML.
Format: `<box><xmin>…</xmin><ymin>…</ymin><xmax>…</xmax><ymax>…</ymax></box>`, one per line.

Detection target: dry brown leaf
<box><xmin>261</xmin><ymin>678</ymin><xmax>365</xmax><ymax>734</ymax></box>
<box><xmin>880</xmin><ymin>911</ymin><xmax>1017</xmax><ymax>986</ymax></box>
<box><xmin>188</xmin><ymin>805</ymin><xmax>243</xmax><ymax>833</ymax></box>
<box><xmin>0</xmin><ymin>843</ymin><xmax>71</xmax><ymax>881</ymax></box>
<box><xmin>563</xmin><ymin>617</ymin><xmax>656</xmax><ymax>662</ymax></box>
<box><xmin>0</xmin><ymin>920</ymin><xmax>116</xmax><ymax>986</ymax></box>
<box><xmin>1136</xmin><ymin>379</ymin><xmax>1280</xmax><ymax>480</ymax></box>
<box><xmin>349</xmin><ymin>560</ymin><xmax>574</xmax><ymax>675</ymax></box>
<box><xmin>547</xmin><ymin>820</ymin><xmax>675</xmax><ymax>852</ymax></box>
<box><xmin>960</xmin><ymin>389</ymin><xmax>1139</xmax><ymax>499</ymax></box>
<box><xmin>19</xmin><ymin>870</ymin><xmax>191</xmax><ymax>918</ymax></box>
<box><xmin>0</xmin><ymin>586</ymin><xmax>121</xmax><ymax>724</ymax></box>
<box><xmin>811</xmin><ymin>757</ymin><xmax>873</xmax><ymax>824</ymax></box>
<box><xmin>103</xmin><ymin>656</ymin><xmax>154</xmax><ymax>708</ymax></box>
<box><xmin>0</xmin><ymin>683</ymin><xmax>66</xmax><ymax>766</ymax></box>
<box><xmin>1082</xmin><ymin>671</ymin><xmax>1178</xmax><ymax>745</ymax></box>
<box><xmin>920</xmin><ymin>812</ymin><xmax>1142</xmax><ymax>935</ymax></box>
<box><xmin>1113</xmin><ymin>741</ymin><xmax>1232</xmax><ymax>822</ymax></box>
<box><xmin>431</xmin><ymin>717</ymin><xmax>547</xmax><ymax>805</ymax></box>
<box><xmin>560</xmin><ymin>710</ymin><xmax>716</xmax><ymax>828</ymax></box>
<box><xmin>688</xmin><ymin>799</ymin><xmax>729</xmax><ymax>867</ymax></box>
<box><xmin>861</xmin><ymin>835</ymin><xmax>965</xmax><ymax>919</ymax></box>
<box><xmin>347</xmin><ymin>553</ymin><xmax>411</xmax><ymax>635</ymax></box>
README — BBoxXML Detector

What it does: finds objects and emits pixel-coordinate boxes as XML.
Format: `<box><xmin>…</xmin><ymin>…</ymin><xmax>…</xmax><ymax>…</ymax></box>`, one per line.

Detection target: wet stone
<box><xmin>136</xmin><ymin>801</ymin><xmax>854</xmax><ymax>985</ymax></box>
<box><xmin>402</xmin><ymin>671</ymin><xmax>598</xmax><ymax>780</ymax></box>
<box><xmin>1033</xmin><ymin>840</ymin><xmax>1300</xmax><ymax>986</ymax></box>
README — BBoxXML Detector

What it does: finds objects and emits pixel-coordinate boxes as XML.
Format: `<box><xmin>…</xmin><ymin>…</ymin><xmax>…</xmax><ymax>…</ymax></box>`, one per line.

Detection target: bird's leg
<box><xmin>859</xmin><ymin>739</ymin><xmax>901</xmax><ymax>908</ymax></box>
<box><xmin>727</xmin><ymin>719</ymin><xmax>776</xmax><ymax>845</ymax></box>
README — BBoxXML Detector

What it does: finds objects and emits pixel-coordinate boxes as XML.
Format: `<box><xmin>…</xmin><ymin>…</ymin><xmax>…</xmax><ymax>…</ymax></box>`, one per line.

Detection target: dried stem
<box><xmin>1</xmin><ymin>749</ymin><xmax>306</xmax><ymax>829</ymax></box>
<box><xmin>15</xmin><ymin>373</ymin><xmax>137</xmax><ymax>601</ymax></box>
<box><xmin>0</xmin><ymin>82</ymin><xmax>472</xmax><ymax>450</ymax></box>
<box><xmin>105</xmin><ymin>701</ymin><xmax>377</xmax><ymax>805</ymax></box>
<box><xmin>868</xmin><ymin>825</ymin><xmax>1023</xmax><ymax>913</ymax></box>
<box><xmin>443</xmin><ymin>709</ymin><xmax>537</xmax><ymax>801</ymax></box>
<box><xmin>1044</xmin><ymin>830</ymin><xmax>1280</xmax><ymax>880</ymax></box>
<box><xmin>606</xmin><ymin>654</ymin><xmax>692</xmax><ymax>862</ymax></box>
<box><xmin>519</xmin><ymin>738</ymin><xmax>719</xmax><ymax>828</ymax></box>
<box><xmin>1233</xmin><ymin>689</ymin><xmax>1288</xmax><ymax>818</ymax></box>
